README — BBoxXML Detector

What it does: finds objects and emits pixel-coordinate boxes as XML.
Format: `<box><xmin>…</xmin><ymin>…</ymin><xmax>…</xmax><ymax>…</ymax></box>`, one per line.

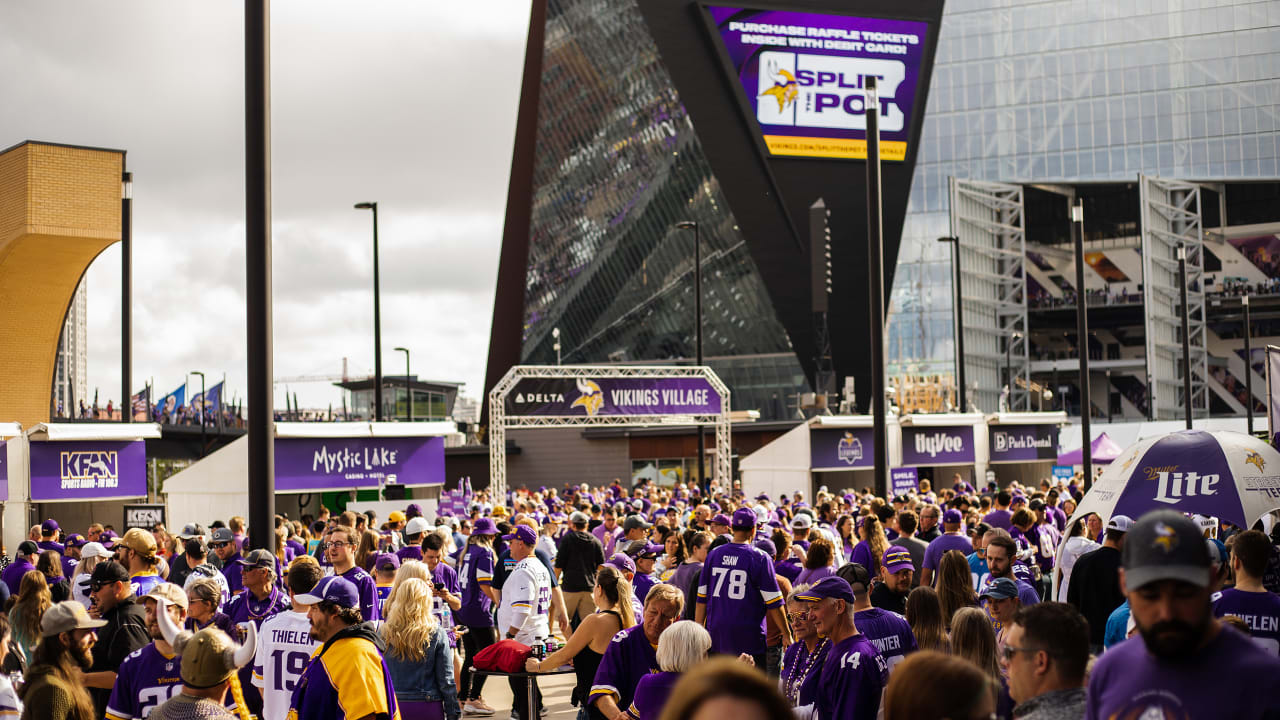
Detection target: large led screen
<box><xmin>706</xmin><ymin>5</ymin><xmax>928</xmax><ymax>161</ymax></box>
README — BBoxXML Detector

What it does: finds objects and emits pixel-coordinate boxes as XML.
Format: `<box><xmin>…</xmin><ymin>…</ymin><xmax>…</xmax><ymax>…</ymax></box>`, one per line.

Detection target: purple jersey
<box><xmin>395</xmin><ymin>545</ymin><xmax>424</xmax><ymax>563</ymax></box>
<box><xmin>222</xmin><ymin>558</ymin><xmax>247</xmax><ymax>596</ymax></box>
<box><xmin>1085</xmin><ymin>626</ymin><xmax>1280</xmax><ymax>720</ymax></box>
<box><xmin>1214</xmin><ymin>588</ymin><xmax>1280</xmax><ymax>655</ymax></box>
<box><xmin>922</xmin><ymin>533</ymin><xmax>973</xmax><ymax>572</ymax></box>
<box><xmin>853</xmin><ymin>607</ymin><xmax>917</xmax><ymax>673</ymax></box>
<box><xmin>376</xmin><ymin>584</ymin><xmax>392</xmax><ymax>616</ymax></box>
<box><xmin>627</xmin><ymin>671</ymin><xmax>681</xmax><ymax>720</ymax></box>
<box><xmin>338</xmin><ymin>565</ymin><xmax>380</xmax><ymax>623</ymax></box>
<box><xmin>776</xmin><ymin>558</ymin><xmax>802</xmax><ymax>584</ymax></box>
<box><xmin>982</xmin><ymin>509</ymin><xmax>1012</xmax><ymax>531</ymax></box>
<box><xmin>129</xmin><ymin>572</ymin><xmax>164</xmax><ymax>599</ymax></box>
<box><xmin>815</xmin><ymin>633</ymin><xmax>887</xmax><ymax>720</ymax></box>
<box><xmin>697</xmin><ymin>542</ymin><xmax>783</xmax><ymax>656</ymax></box>
<box><xmin>455</xmin><ymin>544</ymin><xmax>496</xmax><ymax>627</ymax></box>
<box><xmin>781</xmin><ymin>637</ymin><xmax>830</xmax><ymax>708</ymax></box>
<box><xmin>633</xmin><ymin>573</ymin><xmax>657</xmax><ymax>605</ymax></box>
<box><xmin>589</xmin><ymin>624</ymin><xmax>658</xmax><ymax>713</ymax></box>
<box><xmin>225</xmin><ymin>586</ymin><xmax>290</xmax><ymax>630</ymax></box>
<box><xmin>106</xmin><ymin>643</ymin><xmax>231</xmax><ymax>719</ymax></box>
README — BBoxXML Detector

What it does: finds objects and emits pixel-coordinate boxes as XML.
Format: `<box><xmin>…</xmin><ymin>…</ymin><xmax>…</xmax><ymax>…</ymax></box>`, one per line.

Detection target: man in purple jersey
<box><xmin>840</xmin><ymin>562</ymin><xmax>917</xmax><ymax>675</ymax></box>
<box><xmin>322</xmin><ymin>525</ymin><xmax>379</xmax><ymax>624</ymax></box>
<box><xmin>1086</xmin><ymin>510</ymin><xmax>1280</xmax><ymax>719</ymax></box>
<box><xmin>211</xmin><ymin>528</ymin><xmax>246</xmax><ymax>597</ymax></box>
<box><xmin>1213</xmin><ymin>529</ymin><xmax>1280</xmax><ymax>655</ymax></box>
<box><xmin>590</xmin><ymin>583</ymin><xmax>682</xmax><ymax>720</ymax></box>
<box><xmin>695</xmin><ymin>507</ymin><xmax>791</xmax><ymax>667</ymax></box>
<box><xmin>920</xmin><ymin>509</ymin><xmax>973</xmax><ymax>587</ymax></box>
<box><xmin>457</xmin><ymin>518</ymin><xmax>502</xmax><ymax>716</ymax></box>
<box><xmin>592</xmin><ymin>508</ymin><xmax>624</xmax><ymax>557</ymax></box>
<box><xmin>223</xmin><ymin>549</ymin><xmax>288</xmax><ymax>719</ymax></box>
<box><xmin>395</xmin><ymin>516</ymin><xmax>430</xmax><ymax>563</ymax></box>
<box><xmin>797</xmin><ymin>576</ymin><xmax>887</xmax><ymax>720</ymax></box>
<box><xmin>983</xmin><ymin>491</ymin><xmax>1013</xmax><ymax>531</ymax></box>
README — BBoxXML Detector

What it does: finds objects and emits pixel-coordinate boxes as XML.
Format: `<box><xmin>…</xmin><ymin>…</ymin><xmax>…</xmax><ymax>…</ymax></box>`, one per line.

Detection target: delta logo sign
<box><xmin>708</xmin><ymin>7</ymin><xmax>927</xmax><ymax>161</ymax></box>
<box><xmin>60</xmin><ymin>450</ymin><xmax>119</xmax><ymax>490</ymax></box>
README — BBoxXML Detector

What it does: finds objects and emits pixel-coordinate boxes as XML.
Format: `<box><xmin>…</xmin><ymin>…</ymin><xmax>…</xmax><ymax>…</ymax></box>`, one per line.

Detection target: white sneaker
<box><xmin>465</xmin><ymin>702</ymin><xmax>496</xmax><ymax>716</ymax></box>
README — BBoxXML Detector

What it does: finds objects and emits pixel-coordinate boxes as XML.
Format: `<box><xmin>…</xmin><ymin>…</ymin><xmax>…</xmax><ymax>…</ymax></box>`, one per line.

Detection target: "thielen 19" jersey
<box><xmin>253</xmin><ymin>610</ymin><xmax>317</xmax><ymax>720</ymax></box>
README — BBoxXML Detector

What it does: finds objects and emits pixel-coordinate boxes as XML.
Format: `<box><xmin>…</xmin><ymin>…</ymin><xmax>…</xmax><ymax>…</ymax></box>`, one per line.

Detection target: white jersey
<box><xmin>72</xmin><ymin>572</ymin><xmax>92</xmax><ymax>610</ymax></box>
<box><xmin>496</xmin><ymin>556</ymin><xmax>552</xmax><ymax>644</ymax></box>
<box><xmin>252</xmin><ymin>610</ymin><xmax>317</xmax><ymax>720</ymax></box>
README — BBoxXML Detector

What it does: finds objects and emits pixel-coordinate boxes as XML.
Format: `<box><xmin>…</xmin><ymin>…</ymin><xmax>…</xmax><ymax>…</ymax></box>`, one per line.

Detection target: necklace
<box><xmin>246</xmin><ymin>587</ymin><xmax>282</xmax><ymax>623</ymax></box>
<box><xmin>783</xmin><ymin>637</ymin><xmax>828</xmax><ymax>704</ymax></box>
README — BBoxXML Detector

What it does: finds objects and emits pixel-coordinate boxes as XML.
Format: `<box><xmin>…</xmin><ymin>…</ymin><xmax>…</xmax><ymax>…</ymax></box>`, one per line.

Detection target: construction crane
<box><xmin>272</xmin><ymin>357</ymin><xmax>367</xmax><ymax>386</ymax></box>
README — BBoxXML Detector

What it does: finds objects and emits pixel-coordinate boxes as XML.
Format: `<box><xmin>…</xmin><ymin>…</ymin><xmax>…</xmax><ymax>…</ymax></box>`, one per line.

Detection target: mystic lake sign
<box><xmin>275</xmin><ymin>436</ymin><xmax>445</xmax><ymax>493</ymax></box>
<box><xmin>503</xmin><ymin>376</ymin><xmax>722</xmax><ymax>417</ymax></box>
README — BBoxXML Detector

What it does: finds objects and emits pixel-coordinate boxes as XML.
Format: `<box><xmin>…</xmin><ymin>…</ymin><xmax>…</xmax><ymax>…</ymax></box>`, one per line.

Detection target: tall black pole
<box><xmin>1005</xmin><ymin>335</ymin><xmax>1012</xmax><ymax>403</ymax></box>
<box><xmin>245</xmin><ymin>0</ymin><xmax>275</xmax><ymax>550</ymax></box>
<box><xmin>356</xmin><ymin>202</ymin><xmax>383</xmax><ymax>421</ymax></box>
<box><xmin>121</xmin><ymin>169</ymin><xmax>132</xmax><ymax>423</ymax></box>
<box><xmin>676</xmin><ymin>221</ymin><xmax>707</xmax><ymax>494</ymax></box>
<box><xmin>866</xmin><ymin>77</ymin><xmax>888</xmax><ymax>498</ymax></box>
<box><xmin>1071</xmin><ymin>199</ymin><xmax>1092</xmax><ymax>490</ymax></box>
<box><xmin>1178</xmin><ymin>245</ymin><xmax>1192</xmax><ymax>429</ymax></box>
<box><xmin>1245</xmin><ymin>295</ymin><xmax>1254</xmax><ymax>433</ymax></box>
<box><xmin>939</xmin><ymin>237</ymin><xmax>966</xmax><ymax>411</ymax></box>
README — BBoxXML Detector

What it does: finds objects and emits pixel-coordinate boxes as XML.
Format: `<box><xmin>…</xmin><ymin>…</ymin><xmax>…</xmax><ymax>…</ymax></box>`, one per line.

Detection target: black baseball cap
<box><xmin>82</xmin><ymin>561</ymin><xmax>130</xmax><ymax>588</ymax></box>
<box><xmin>1122</xmin><ymin>510</ymin><xmax>1212</xmax><ymax>590</ymax></box>
<box><xmin>836</xmin><ymin>562</ymin><xmax>872</xmax><ymax>593</ymax></box>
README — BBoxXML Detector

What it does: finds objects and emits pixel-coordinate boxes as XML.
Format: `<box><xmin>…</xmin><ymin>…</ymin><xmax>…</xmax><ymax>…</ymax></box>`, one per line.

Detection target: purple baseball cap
<box><xmin>41</xmin><ymin>519</ymin><xmax>59</xmax><ymax>534</ymax></box>
<box><xmin>373</xmin><ymin>553</ymin><xmax>400</xmax><ymax>572</ymax></box>
<box><xmin>711</xmin><ymin>513</ymin><xmax>731</xmax><ymax>527</ymax></box>
<box><xmin>637</xmin><ymin>542</ymin><xmax>663</xmax><ymax>559</ymax></box>
<box><xmin>605</xmin><ymin>553</ymin><xmax>636</xmax><ymax>574</ymax></box>
<box><xmin>503</xmin><ymin>525</ymin><xmax>537</xmax><ymax>546</ymax></box>
<box><xmin>882</xmin><ymin>546</ymin><xmax>914</xmax><ymax>574</ymax></box>
<box><xmin>793</xmin><ymin>576</ymin><xmax>855</xmax><ymax>604</ymax></box>
<box><xmin>1010</xmin><ymin>494</ymin><xmax>1027</xmax><ymax>506</ymax></box>
<box><xmin>64</xmin><ymin>534</ymin><xmax>87</xmax><ymax>548</ymax></box>
<box><xmin>731</xmin><ymin>507</ymin><xmax>757</xmax><ymax>529</ymax></box>
<box><xmin>942</xmin><ymin>509</ymin><xmax>963</xmax><ymax>524</ymax></box>
<box><xmin>296</xmin><ymin>575</ymin><xmax>360</xmax><ymax>609</ymax></box>
<box><xmin>472</xmin><ymin>518</ymin><xmax>499</xmax><ymax>536</ymax></box>
<box><xmin>406</xmin><ymin>503</ymin><xmax>423</xmax><ymax>518</ymax></box>
<box><xmin>754</xmin><ymin>538</ymin><xmax>777</xmax><ymax>557</ymax></box>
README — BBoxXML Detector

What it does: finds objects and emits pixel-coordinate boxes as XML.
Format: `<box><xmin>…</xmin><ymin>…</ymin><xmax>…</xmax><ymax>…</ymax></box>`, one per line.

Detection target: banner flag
<box><xmin>191</xmin><ymin>381</ymin><xmax>224</xmax><ymax>413</ymax></box>
<box><xmin>131</xmin><ymin>386</ymin><xmax>151</xmax><ymax>421</ymax></box>
<box><xmin>154</xmin><ymin>384</ymin><xmax>186</xmax><ymax>423</ymax></box>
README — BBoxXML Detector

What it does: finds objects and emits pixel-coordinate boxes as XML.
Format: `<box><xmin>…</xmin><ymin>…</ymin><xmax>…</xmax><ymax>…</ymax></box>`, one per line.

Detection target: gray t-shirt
<box><xmin>895</xmin><ymin>535</ymin><xmax>929</xmax><ymax>586</ymax></box>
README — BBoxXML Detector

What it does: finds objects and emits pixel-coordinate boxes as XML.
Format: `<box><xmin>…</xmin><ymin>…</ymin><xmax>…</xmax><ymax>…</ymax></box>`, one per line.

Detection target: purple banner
<box><xmin>707</xmin><ymin>6</ymin><xmax>928</xmax><ymax>161</ymax></box>
<box><xmin>0</xmin><ymin>440</ymin><xmax>8</xmax><ymax>502</ymax></box>
<box><xmin>989</xmin><ymin>425</ymin><xmax>1059</xmax><ymax>463</ymax></box>
<box><xmin>891</xmin><ymin>467</ymin><xmax>919</xmax><ymax>495</ymax></box>
<box><xmin>274</xmin><ymin>436</ymin><xmax>445</xmax><ymax>493</ymax></box>
<box><xmin>902</xmin><ymin>426</ymin><xmax>975</xmax><ymax>465</ymax></box>
<box><xmin>504</xmin><ymin>377</ymin><xmax>721</xmax><ymax>417</ymax></box>
<box><xmin>29</xmin><ymin>440</ymin><xmax>147</xmax><ymax>502</ymax></box>
<box><xmin>811</xmin><ymin>428</ymin><xmax>875</xmax><ymax>469</ymax></box>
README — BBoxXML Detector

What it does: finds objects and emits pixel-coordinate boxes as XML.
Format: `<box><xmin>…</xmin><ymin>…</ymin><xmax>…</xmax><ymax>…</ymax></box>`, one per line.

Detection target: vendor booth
<box><xmin>2</xmin><ymin>423</ymin><xmax>162</xmax><ymax>553</ymax></box>
<box><xmin>162</xmin><ymin>421</ymin><xmax>454</xmax><ymax>529</ymax></box>
<box><xmin>898</xmin><ymin>412</ymin><xmax>987</xmax><ymax>492</ymax></box>
<box><xmin>740</xmin><ymin>415</ymin><xmax>903</xmax><ymax>500</ymax></box>
<box><xmin>986</xmin><ymin>411</ymin><xmax>1068</xmax><ymax>487</ymax></box>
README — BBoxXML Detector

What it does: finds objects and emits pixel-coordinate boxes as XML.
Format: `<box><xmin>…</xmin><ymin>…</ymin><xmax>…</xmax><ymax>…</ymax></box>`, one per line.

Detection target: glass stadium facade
<box><xmin>508</xmin><ymin>0</ymin><xmax>1279</xmax><ymax>419</ymax></box>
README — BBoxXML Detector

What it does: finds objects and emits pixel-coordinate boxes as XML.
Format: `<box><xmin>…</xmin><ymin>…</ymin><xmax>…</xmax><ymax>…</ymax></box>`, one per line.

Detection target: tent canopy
<box><xmin>1057</xmin><ymin>432</ymin><xmax>1124</xmax><ymax>465</ymax></box>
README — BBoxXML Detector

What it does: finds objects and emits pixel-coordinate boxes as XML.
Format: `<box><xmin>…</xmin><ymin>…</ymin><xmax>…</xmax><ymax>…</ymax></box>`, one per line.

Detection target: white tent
<box><xmin>162</xmin><ymin>421</ymin><xmax>458</xmax><ymax>529</ymax></box>
<box><xmin>740</xmin><ymin>415</ymin><xmax>906</xmax><ymax>500</ymax></box>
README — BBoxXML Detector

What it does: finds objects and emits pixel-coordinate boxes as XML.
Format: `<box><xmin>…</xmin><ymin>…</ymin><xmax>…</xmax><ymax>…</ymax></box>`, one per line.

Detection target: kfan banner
<box><xmin>504</xmin><ymin>377</ymin><xmax>721</xmax><ymax>417</ymax></box>
<box><xmin>901</xmin><ymin>426</ymin><xmax>975</xmax><ymax>465</ymax></box>
<box><xmin>706</xmin><ymin>6</ymin><xmax>927</xmax><ymax>161</ymax></box>
<box><xmin>988</xmin><ymin>424</ymin><xmax>1059</xmax><ymax>463</ymax></box>
<box><xmin>811</xmin><ymin>427</ymin><xmax>875</xmax><ymax>469</ymax></box>
<box><xmin>274</xmin><ymin>436</ymin><xmax>446</xmax><ymax>493</ymax></box>
<box><xmin>29</xmin><ymin>440</ymin><xmax>147</xmax><ymax>502</ymax></box>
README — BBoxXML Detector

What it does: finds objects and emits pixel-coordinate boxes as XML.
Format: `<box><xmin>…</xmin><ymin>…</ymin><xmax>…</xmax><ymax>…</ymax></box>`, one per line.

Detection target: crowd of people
<box><xmin>1</xmin><ymin>472</ymin><xmax>1279</xmax><ymax>719</ymax></box>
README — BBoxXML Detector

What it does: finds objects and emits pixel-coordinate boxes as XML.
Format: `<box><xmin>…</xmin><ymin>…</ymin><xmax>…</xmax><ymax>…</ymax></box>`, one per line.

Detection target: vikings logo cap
<box><xmin>1121</xmin><ymin>510</ymin><xmax>1211</xmax><ymax>590</ymax></box>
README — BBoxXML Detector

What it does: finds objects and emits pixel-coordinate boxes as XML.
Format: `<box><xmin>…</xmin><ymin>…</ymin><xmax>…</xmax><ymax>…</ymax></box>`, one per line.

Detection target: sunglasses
<box><xmin>1000</xmin><ymin>645</ymin><xmax>1039</xmax><ymax>663</ymax></box>
<box><xmin>209</xmin><ymin>542</ymin><xmax>230</xmax><ymax>549</ymax></box>
<box><xmin>90</xmin><ymin>580</ymin><xmax>119</xmax><ymax>592</ymax></box>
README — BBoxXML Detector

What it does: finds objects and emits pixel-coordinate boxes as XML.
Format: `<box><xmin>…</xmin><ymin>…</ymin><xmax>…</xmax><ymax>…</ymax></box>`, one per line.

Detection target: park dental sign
<box><xmin>901</xmin><ymin>426</ymin><xmax>974</xmax><ymax>465</ymax></box>
<box><xmin>988</xmin><ymin>424</ymin><xmax>1059</xmax><ymax>463</ymax></box>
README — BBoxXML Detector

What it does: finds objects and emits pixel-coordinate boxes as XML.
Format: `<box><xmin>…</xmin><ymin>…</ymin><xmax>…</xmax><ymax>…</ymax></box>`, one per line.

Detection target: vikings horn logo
<box><xmin>1152</xmin><ymin>522</ymin><xmax>1179</xmax><ymax>553</ymax></box>
<box><xmin>759</xmin><ymin>60</ymin><xmax>798</xmax><ymax>113</ymax></box>
<box><xmin>570</xmin><ymin>379</ymin><xmax>604</xmax><ymax>417</ymax></box>
<box><xmin>1246</xmin><ymin>450</ymin><xmax>1266</xmax><ymax>472</ymax></box>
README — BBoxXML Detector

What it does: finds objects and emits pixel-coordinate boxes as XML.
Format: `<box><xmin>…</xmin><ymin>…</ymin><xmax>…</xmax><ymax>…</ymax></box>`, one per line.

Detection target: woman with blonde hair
<box><xmin>936</xmin><ymin>549</ymin><xmax>979</xmax><ymax>631</ymax></box>
<box><xmin>850</xmin><ymin>515</ymin><xmax>889</xmax><ymax>576</ymax></box>
<box><xmin>11</xmin><ymin>571</ymin><xmax>51</xmax><ymax>667</ymax></box>
<box><xmin>381</xmin><ymin>578</ymin><xmax>460</xmax><ymax>720</ymax></box>
<box><xmin>69</xmin><ymin>543</ymin><xmax>109</xmax><ymax>610</ymax></box>
<box><xmin>383</xmin><ymin>559</ymin><xmax>433</xmax><ymax>620</ymax></box>
<box><xmin>525</xmin><ymin>565</ymin><xmax>636</xmax><ymax>719</ymax></box>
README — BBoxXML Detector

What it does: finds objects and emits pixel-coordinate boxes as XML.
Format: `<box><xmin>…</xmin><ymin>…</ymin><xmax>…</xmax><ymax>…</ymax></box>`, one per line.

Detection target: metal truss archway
<box><xmin>488</xmin><ymin>365</ymin><xmax>731</xmax><ymax>501</ymax></box>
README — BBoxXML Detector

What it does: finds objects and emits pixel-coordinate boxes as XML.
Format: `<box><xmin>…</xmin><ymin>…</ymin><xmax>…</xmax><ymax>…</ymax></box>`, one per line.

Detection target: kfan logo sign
<box><xmin>756</xmin><ymin>51</ymin><xmax>905</xmax><ymax>133</ymax></box>
<box><xmin>60</xmin><ymin>451</ymin><xmax>119</xmax><ymax>490</ymax></box>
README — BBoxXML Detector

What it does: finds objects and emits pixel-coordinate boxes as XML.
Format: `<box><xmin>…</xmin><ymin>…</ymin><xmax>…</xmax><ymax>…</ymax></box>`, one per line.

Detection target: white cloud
<box><xmin>1</xmin><ymin>0</ymin><xmax>529</xmax><ymax>411</ymax></box>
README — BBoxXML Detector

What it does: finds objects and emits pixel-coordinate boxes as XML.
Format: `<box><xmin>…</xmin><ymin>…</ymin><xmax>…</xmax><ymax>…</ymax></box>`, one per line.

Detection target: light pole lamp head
<box><xmin>394</xmin><ymin>346</ymin><xmax>408</xmax><ymax>354</ymax></box>
<box><xmin>675</xmin><ymin>221</ymin><xmax>697</xmax><ymax>230</ymax></box>
<box><xmin>190</xmin><ymin>370</ymin><xmax>204</xmax><ymax>378</ymax></box>
<box><xmin>354</xmin><ymin>202</ymin><xmax>376</xmax><ymax>210</ymax></box>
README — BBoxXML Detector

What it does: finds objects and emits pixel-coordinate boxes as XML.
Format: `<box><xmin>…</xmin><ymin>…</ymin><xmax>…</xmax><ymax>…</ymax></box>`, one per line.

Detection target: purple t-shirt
<box><xmin>776</xmin><ymin>559</ymin><xmax>802</xmax><ymax>584</ymax></box>
<box><xmin>1085</xmin><ymin>626</ymin><xmax>1280</xmax><ymax>720</ymax></box>
<box><xmin>982</xmin><ymin>510</ymin><xmax>1012</xmax><ymax>531</ymax></box>
<box><xmin>456</xmin><ymin>544</ymin><xmax>496</xmax><ymax>627</ymax></box>
<box><xmin>815</xmin><ymin>633</ymin><xmax>887</xmax><ymax>720</ymax></box>
<box><xmin>922</xmin><ymin>534</ymin><xmax>973</xmax><ymax>572</ymax></box>
<box><xmin>590</xmin><ymin>625</ymin><xmax>658</xmax><ymax>713</ymax></box>
<box><xmin>781</xmin><ymin>637</ymin><xmax>830</xmax><ymax>707</ymax></box>
<box><xmin>339</xmin><ymin>565</ymin><xmax>380</xmax><ymax>623</ymax></box>
<box><xmin>627</xmin><ymin>671</ymin><xmax>681</xmax><ymax>720</ymax></box>
<box><xmin>593</xmin><ymin>524</ymin><xmax>624</xmax><ymax>556</ymax></box>
<box><xmin>850</xmin><ymin>542</ymin><xmax>876</xmax><ymax>574</ymax></box>
<box><xmin>697</xmin><ymin>542</ymin><xmax>784</xmax><ymax>655</ymax></box>
<box><xmin>633</xmin><ymin>573</ymin><xmax>658</xmax><ymax>605</ymax></box>
<box><xmin>854</xmin><ymin>607</ymin><xmax>917</xmax><ymax>673</ymax></box>
<box><xmin>2</xmin><ymin>559</ymin><xmax>34</xmax><ymax>597</ymax></box>
<box><xmin>395</xmin><ymin>545</ymin><xmax>423</xmax><ymax>563</ymax></box>
<box><xmin>1214</xmin><ymin>588</ymin><xmax>1280</xmax><ymax>655</ymax></box>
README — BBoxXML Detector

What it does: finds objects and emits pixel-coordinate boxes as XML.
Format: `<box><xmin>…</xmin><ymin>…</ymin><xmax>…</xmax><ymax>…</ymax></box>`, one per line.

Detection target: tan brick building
<box><xmin>0</xmin><ymin>141</ymin><xmax>125</xmax><ymax>427</ymax></box>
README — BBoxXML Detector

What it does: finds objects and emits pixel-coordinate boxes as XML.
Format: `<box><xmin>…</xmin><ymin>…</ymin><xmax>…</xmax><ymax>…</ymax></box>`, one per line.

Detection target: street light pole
<box><xmin>395</xmin><ymin>346</ymin><xmax>412</xmax><ymax>422</ymax></box>
<box><xmin>675</xmin><ymin>220</ymin><xmax>705</xmax><ymax>494</ymax></box>
<box><xmin>552</xmin><ymin>327</ymin><xmax>561</xmax><ymax>366</ymax></box>
<box><xmin>1178</xmin><ymin>244</ymin><xmax>1192</xmax><ymax>429</ymax></box>
<box><xmin>1244</xmin><ymin>295</ymin><xmax>1253</xmax><ymax>434</ymax></box>
<box><xmin>121</xmin><ymin>170</ymin><xmax>132</xmax><ymax>423</ymax></box>
<box><xmin>190</xmin><ymin>371</ymin><xmax>206</xmax><ymax>457</ymax></box>
<box><xmin>1071</xmin><ymin>199</ymin><xmax>1093</xmax><ymax>490</ymax></box>
<box><xmin>938</xmin><ymin>236</ymin><xmax>966</xmax><ymax>412</ymax></box>
<box><xmin>866</xmin><ymin>76</ymin><xmax>888</xmax><ymax>498</ymax></box>
<box><xmin>355</xmin><ymin>202</ymin><xmax>383</xmax><ymax>421</ymax></box>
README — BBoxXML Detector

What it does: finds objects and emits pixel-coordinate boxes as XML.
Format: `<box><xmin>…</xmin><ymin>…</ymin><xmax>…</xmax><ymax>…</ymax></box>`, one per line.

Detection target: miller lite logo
<box><xmin>837</xmin><ymin>432</ymin><xmax>863</xmax><ymax>465</ymax></box>
<box><xmin>756</xmin><ymin>51</ymin><xmax>906</xmax><ymax>132</ymax></box>
<box><xmin>60</xmin><ymin>451</ymin><xmax>119</xmax><ymax>490</ymax></box>
<box><xmin>1145</xmin><ymin>465</ymin><xmax>1221</xmax><ymax>506</ymax></box>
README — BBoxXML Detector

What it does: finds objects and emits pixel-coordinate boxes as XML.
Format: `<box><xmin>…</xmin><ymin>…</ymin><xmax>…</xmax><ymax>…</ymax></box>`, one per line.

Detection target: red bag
<box><xmin>472</xmin><ymin>639</ymin><xmax>532</xmax><ymax>673</ymax></box>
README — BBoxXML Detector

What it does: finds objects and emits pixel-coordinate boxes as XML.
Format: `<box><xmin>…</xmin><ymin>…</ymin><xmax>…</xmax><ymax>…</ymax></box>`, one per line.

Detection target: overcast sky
<box><xmin>1</xmin><ymin>1</ymin><xmax>530</xmax><ymax>412</ymax></box>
